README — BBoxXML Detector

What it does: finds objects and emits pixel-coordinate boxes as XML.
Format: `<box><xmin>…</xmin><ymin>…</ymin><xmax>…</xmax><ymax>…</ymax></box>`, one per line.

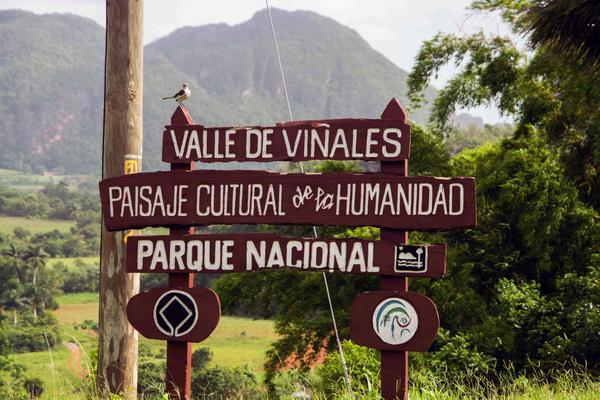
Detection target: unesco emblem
<box><xmin>153</xmin><ymin>290</ymin><xmax>198</xmax><ymax>337</ymax></box>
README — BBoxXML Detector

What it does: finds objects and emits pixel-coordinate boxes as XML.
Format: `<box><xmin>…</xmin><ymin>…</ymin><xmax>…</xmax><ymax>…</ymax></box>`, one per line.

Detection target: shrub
<box><xmin>2</xmin><ymin>316</ymin><xmax>61</xmax><ymax>353</ymax></box>
<box><xmin>318</xmin><ymin>340</ymin><xmax>380</xmax><ymax>398</ymax></box>
<box><xmin>24</xmin><ymin>377</ymin><xmax>44</xmax><ymax>398</ymax></box>
<box><xmin>137</xmin><ymin>361</ymin><xmax>165</xmax><ymax>398</ymax></box>
<box><xmin>191</xmin><ymin>347</ymin><xmax>212</xmax><ymax>370</ymax></box>
<box><xmin>191</xmin><ymin>365</ymin><xmax>257</xmax><ymax>399</ymax></box>
<box><xmin>429</xmin><ymin>330</ymin><xmax>495</xmax><ymax>377</ymax></box>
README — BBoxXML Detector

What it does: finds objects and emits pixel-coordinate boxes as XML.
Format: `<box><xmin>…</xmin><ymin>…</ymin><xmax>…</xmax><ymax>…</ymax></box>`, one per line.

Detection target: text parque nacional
<box><xmin>125</xmin><ymin>234</ymin><xmax>447</xmax><ymax>277</ymax></box>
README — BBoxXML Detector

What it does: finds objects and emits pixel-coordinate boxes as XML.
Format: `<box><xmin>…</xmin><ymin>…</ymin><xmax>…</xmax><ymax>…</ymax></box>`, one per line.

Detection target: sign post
<box><xmin>99</xmin><ymin>98</ymin><xmax>476</xmax><ymax>400</ymax></box>
<box><xmin>167</xmin><ymin>107</ymin><xmax>196</xmax><ymax>400</ymax></box>
<box><xmin>380</xmin><ymin>99</ymin><xmax>410</xmax><ymax>400</ymax></box>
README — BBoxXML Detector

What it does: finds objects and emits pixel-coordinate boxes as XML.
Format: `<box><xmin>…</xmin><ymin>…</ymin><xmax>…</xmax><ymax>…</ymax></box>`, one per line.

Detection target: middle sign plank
<box><xmin>100</xmin><ymin>170</ymin><xmax>476</xmax><ymax>231</ymax></box>
<box><xmin>126</xmin><ymin>233</ymin><xmax>447</xmax><ymax>277</ymax></box>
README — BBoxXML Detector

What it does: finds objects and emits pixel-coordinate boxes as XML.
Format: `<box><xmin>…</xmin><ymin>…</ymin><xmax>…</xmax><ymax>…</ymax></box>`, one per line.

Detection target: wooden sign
<box><xmin>125</xmin><ymin>233</ymin><xmax>447</xmax><ymax>277</ymax></box>
<box><xmin>99</xmin><ymin>170</ymin><xmax>476</xmax><ymax>231</ymax></box>
<box><xmin>163</xmin><ymin>118</ymin><xmax>410</xmax><ymax>163</ymax></box>
<box><xmin>126</xmin><ymin>287</ymin><xmax>220</xmax><ymax>342</ymax></box>
<box><xmin>350</xmin><ymin>291</ymin><xmax>439</xmax><ymax>352</ymax></box>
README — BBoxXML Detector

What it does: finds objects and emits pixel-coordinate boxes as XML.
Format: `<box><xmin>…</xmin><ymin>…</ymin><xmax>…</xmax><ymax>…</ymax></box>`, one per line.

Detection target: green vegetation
<box><xmin>8</xmin><ymin>292</ymin><xmax>276</xmax><ymax>399</ymax></box>
<box><xmin>0</xmin><ymin>8</ymin><xmax>437</xmax><ymax>175</ymax></box>
<box><xmin>0</xmin><ymin>216</ymin><xmax>74</xmax><ymax>235</ymax></box>
<box><xmin>0</xmin><ymin>168</ymin><xmax>91</xmax><ymax>192</ymax></box>
<box><xmin>214</xmin><ymin>0</ymin><xmax>600</xmax><ymax>389</ymax></box>
<box><xmin>55</xmin><ymin>292</ymin><xmax>98</xmax><ymax>305</ymax></box>
<box><xmin>0</xmin><ymin>2</ymin><xmax>598</xmax><ymax>399</ymax></box>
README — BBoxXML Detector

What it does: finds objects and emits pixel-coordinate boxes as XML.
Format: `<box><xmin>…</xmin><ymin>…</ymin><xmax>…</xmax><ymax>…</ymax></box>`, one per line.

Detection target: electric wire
<box><xmin>264</xmin><ymin>1</ymin><xmax>353</xmax><ymax>396</ymax></box>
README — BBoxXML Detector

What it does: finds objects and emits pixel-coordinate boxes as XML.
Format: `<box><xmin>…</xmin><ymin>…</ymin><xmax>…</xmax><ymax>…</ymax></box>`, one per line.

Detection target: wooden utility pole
<box><xmin>98</xmin><ymin>0</ymin><xmax>144</xmax><ymax>398</ymax></box>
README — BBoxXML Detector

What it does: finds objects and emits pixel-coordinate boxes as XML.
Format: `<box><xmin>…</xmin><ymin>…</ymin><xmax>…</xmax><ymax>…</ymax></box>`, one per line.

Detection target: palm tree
<box><xmin>1</xmin><ymin>288</ymin><xmax>27</xmax><ymax>327</ymax></box>
<box><xmin>24</xmin><ymin>245</ymin><xmax>48</xmax><ymax>319</ymax></box>
<box><xmin>2</xmin><ymin>243</ymin><xmax>25</xmax><ymax>326</ymax></box>
<box><xmin>524</xmin><ymin>0</ymin><xmax>600</xmax><ymax>67</ymax></box>
<box><xmin>2</xmin><ymin>242</ymin><xmax>25</xmax><ymax>284</ymax></box>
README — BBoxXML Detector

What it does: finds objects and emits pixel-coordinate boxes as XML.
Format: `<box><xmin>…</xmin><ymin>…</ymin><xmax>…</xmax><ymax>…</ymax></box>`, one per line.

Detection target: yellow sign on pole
<box><xmin>124</xmin><ymin>159</ymin><xmax>139</xmax><ymax>175</ymax></box>
<box><xmin>123</xmin><ymin>156</ymin><xmax>141</xmax><ymax>242</ymax></box>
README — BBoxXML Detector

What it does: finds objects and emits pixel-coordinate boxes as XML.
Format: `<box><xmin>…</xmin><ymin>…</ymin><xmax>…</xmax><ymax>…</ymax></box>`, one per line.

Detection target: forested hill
<box><xmin>0</xmin><ymin>8</ymin><xmax>436</xmax><ymax>174</ymax></box>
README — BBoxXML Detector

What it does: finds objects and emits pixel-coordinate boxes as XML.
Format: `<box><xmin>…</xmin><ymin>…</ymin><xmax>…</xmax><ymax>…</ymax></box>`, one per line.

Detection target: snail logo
<box><xmin>372</xmin><ymin>298</ymin><xmax>418</xmax><ymax>345</ymax></box>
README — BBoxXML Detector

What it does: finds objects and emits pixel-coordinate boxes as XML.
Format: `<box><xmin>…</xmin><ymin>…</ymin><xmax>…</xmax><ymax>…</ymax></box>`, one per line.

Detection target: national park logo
<box><xmin>372</xmin><ymin>297</ymin><xmax>419</xmax><ymax>345</ymax></box>
<box><xmin>394</xmin><ymin>245</ymin><xmax>427</xmax><ymax>272</ymax></box>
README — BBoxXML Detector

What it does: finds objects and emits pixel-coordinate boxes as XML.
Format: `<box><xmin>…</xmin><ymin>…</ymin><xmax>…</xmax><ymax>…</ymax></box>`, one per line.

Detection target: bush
<box><xmin>429</xmin><ymin>330</ymin><xmax>495</xmax><ymax>377</ymax></box>
<box><xmin>137</xmin><ymin>361</ymin><xmax>165</xmax><ymax>397</ymax></box>
<box><xmin>76</xmin><ymin>319</ymin><xmax>98</xmax><ymax>333</ymax></box>
<box><xmin>0</xmin><ymin>355</ymin><xmax>27</xmax><ymax>399</ymax></box>
<box><xmin>24</xmin><ymin>377</ymin><xmax>44</xmax><ymax>398</ymax></box>
<box><xmin>191</xmin><ymin>347</ymin><xmax>212</xmax><ymax>370</ymax></box>
<box><xmin>318</xmin><ymin>340</ymin><xmax>380</xmax><ymax>398</ymax></box>
<box><xmin>3</xmin><ymin>317</ymin><xmax>61</xmax><ymax>353</ymax></box>
<box><xmin>191</xmin><ymin>365</ymin><xmax>257</xmax><ymax>399</ymax></box>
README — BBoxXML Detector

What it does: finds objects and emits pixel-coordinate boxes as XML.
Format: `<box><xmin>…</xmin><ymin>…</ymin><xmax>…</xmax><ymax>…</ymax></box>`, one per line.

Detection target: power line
<box><xmin>264</xmin><ymin>1</ymin><xmax>353</xmax><ymax>396</ymax></box>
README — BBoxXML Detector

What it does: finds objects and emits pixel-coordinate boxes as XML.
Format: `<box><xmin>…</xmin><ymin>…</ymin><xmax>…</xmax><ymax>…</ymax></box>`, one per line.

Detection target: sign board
<box><xmin>100</xmin><ymin>170</ymin><xmax>476</xmax><ymax>231</ymax></box>
<box><xmin>350</xmin><ymin>291</ymin><xmax>439</xmax><ymax>351</ymax></box>
<box><xmin>125</xmin><ymin>233</ymin><xmax>447</xmax><ymax>277</ymax></box>
<box><xmin>163</xmin><ymin>118</ymin><xmax>410</xmax><ymax>163</ymax></box>
<box><xmin>126</xmin><ymin>287</ymin><xmax>220</xmax><ymax>342</ymax></box>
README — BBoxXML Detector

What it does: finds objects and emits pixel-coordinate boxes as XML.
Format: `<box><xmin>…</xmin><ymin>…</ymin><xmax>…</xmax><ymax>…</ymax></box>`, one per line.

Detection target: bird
<box><xmin>162</xmin><ymin>83</ymin><xmax>190</xmax><ymax>106</ymax></box>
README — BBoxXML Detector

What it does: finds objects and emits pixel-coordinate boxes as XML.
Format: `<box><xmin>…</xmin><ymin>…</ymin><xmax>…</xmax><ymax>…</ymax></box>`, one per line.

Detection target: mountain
<box><xmin>0</xmin><ymin>9</ymin><xmax>436</xmax><ymax>174</ymax></box>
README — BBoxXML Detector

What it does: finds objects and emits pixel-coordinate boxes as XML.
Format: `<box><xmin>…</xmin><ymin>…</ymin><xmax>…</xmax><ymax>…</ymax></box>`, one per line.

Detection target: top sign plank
<box><xmin>162</xmin><ymin>118</ymin><xmax>410</xmax><ymax>164</ymax></box>
<box><xmin>100</xmin><ymin>170</ymin><xmax>476</xmax><ymax>231</ymax></box>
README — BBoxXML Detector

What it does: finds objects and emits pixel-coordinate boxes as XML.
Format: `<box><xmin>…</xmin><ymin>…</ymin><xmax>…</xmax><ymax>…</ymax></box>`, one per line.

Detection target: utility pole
<box><xmin>98</xmin><ymin>0</ymin><xmax>143</xmax><ymax>398</ymax></box>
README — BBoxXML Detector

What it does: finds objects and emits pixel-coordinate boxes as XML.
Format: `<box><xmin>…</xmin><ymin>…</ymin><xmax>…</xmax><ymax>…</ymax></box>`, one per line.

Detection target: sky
<box><xmin>0</xmin><ymin>0</ymin><xmax>517</xmax><ymax>123</ymax></box>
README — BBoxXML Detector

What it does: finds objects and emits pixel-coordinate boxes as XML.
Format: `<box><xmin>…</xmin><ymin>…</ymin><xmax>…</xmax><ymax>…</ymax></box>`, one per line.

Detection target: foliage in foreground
<box><xmin>216</xmin><ymin>123</ymin><xmax>600</xmax><ymax>384</ymax></box>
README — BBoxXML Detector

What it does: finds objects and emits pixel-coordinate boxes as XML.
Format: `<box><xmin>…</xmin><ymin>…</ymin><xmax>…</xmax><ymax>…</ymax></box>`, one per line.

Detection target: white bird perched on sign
<box><xmin>162</xmin><ymin>83</ymin><xmax>190</xmax><ymax>106</ymax></box>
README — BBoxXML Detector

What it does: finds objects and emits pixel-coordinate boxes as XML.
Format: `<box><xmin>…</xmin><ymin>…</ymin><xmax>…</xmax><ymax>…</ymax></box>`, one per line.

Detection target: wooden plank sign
<box><xmin>126</xmin><ymin>287</ymin><xmax>220</xmax><ymax>342</ymax></box>
<box><xmin>163</xmin><ymin>118</ymin><xmax>410</xmax><ymax>163</ymax></box>
<box><xmin>99</xmin><ymin>170</ymin><xmax>476</xmax><ymax>231</ymax></box>
<box><xmin>125</xmin><ymin>233</ymin><xmax>447</xmax><ymax>277</ymax></box>
<box><xmin>350</xmin><ymin>291</ymin><xmax>439</xmax><ymax>352</ymax></box>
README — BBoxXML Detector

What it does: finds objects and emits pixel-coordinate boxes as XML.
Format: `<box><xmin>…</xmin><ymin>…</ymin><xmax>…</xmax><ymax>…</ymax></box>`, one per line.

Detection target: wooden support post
<box><xmin>380</xmin><ymin>99</ymin><xmax>409</xmax><ymax>400</ymax></box>
<box><xmin>98</xmin><ymin>0</ymin><xmax>144</xmax><ymax>398</ymax></box>
<box><xmin>165</xmin><ymin>107</ymin><xmax>195</xmax><ymax>400</ymax></box>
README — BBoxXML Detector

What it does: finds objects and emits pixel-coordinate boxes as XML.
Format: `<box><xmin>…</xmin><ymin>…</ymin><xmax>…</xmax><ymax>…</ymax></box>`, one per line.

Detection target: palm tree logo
<box><xmin>372</xmin><ymin>298</ymin><xmax>418</xmax><ymax>345</ymax></box>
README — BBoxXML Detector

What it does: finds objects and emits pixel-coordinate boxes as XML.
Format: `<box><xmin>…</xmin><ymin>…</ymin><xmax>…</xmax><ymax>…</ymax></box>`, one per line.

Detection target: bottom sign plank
<box><xmin>350</xmin><ymin>291</ymin><xmax>439</xmax><ymax>351</ymax></box>
<box><xmin>126</xmin><ymin>287</ymin><xmax>220</xmax><ymax>342</ymax></box>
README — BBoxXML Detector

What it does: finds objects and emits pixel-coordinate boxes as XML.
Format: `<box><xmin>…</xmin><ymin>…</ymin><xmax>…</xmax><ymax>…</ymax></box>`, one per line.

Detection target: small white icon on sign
<box><xmin>394</xmin><ymin>245</ymin><xmax>427</xmax><ymax>272</ymax></box>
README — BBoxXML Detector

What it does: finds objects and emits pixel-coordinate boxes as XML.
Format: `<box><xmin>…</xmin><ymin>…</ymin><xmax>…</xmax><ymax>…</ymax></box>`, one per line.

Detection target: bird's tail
<box><xmin>162</xmin><ymin>96</ymin><xmax>174</xmax><ymax>100</ymax></box>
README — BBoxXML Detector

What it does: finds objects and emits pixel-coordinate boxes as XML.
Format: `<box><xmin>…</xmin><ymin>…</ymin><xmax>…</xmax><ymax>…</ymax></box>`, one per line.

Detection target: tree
<box><xmin>474</xmin><ymin>0</ymin><xmax>600</xmax><ymax>68</ymax></box>
<box><xmin>214</xmin><ymin>124</ymin><xmax>452</xmax><ymax>384</ymax></box>
<box><xmin>1</xmin><ymin>243</ymin><xmax>25</xmax><ymax>326</ymax></box>
<box><xmin>436</xmin><ymin>131</ymin><xmax>600</xmax><ymax>372</ymax></box>
<box><xmin>408</xmin><ymin>0</ymin><xmax>600</xmax><ymax>210</ymax></box>
<box><xmin>24</xmin><ymin>245</ymin><xmax>48</xmax><ymax>319</ymax></box>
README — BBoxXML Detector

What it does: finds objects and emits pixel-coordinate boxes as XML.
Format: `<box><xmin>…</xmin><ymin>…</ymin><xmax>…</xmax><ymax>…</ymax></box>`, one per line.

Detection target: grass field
<box><xmin>0</xmin><ymin>168</ymin><xmax>91</xmax><ymax>193</ymax></box>
<box><xmin>50</xmin><ymin>257</ymin><xmax>99</xmax><ymax>270</ymax></box>
<box><xmin>12</xmin><ymin>292</ymin><xmax>277</xmax><ymax>400</ymax></box>
<box><xmin>0</xmin><ymin>215</ymin><xmax>74</xmax><ymax>235</ymax></box>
